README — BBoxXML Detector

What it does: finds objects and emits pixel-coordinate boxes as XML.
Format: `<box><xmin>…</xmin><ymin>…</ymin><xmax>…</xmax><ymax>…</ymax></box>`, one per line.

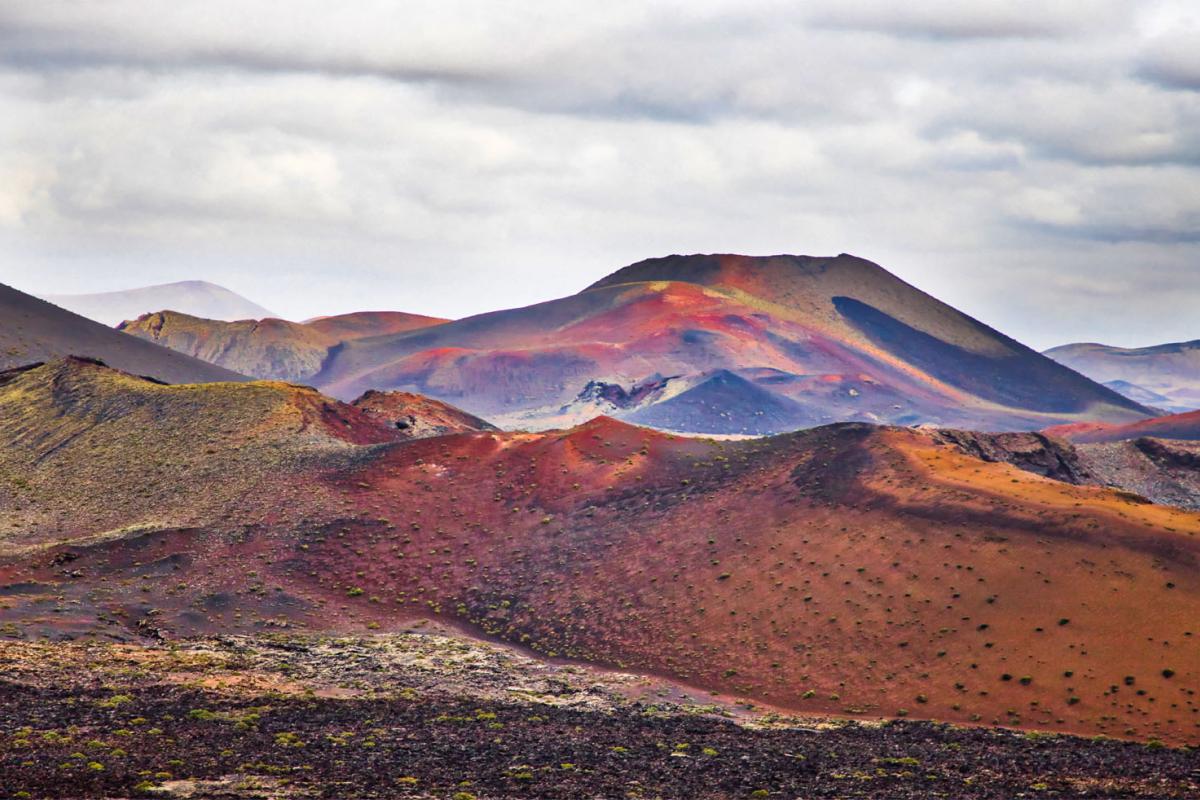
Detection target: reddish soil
<box><xmin>2</xmin><ymin>360</ymin><xmax>1198</xmax><ymax>746</ymax></box>
<box><xmin>1048</xmin><ymin>410</ymin><xmax>1200</xmax><ymax>444</ymax></box>
<box><xmin>352</xmin><ymin>389</ymin><xmax>497</xmax><ymax>438</ymax></box>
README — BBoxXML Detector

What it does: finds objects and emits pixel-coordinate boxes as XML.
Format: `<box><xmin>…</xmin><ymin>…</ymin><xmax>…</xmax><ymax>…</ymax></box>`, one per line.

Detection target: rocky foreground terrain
<box><xmin>2</xmin><ymin>630</ymin><xmax>1197</xmax><ymax>800</ymax></box>
<box><xmin>933</xmin><ymin>429</ymin><xmax>1200</xmax><ymax>510</ymax></box>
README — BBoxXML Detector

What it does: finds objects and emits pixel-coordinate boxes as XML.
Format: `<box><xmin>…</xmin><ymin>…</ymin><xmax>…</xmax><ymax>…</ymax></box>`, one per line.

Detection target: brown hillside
<box><xmin>118</xmin><ymin>309</ymin><xmax>449</xmax><ymax>382</ymax></box>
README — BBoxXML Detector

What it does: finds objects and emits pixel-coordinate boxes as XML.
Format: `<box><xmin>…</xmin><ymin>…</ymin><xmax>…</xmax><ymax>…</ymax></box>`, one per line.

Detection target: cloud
<box><xmin>1139</xmin><ymin>32</ymin><xmax>1200</xmax><ymax>90</ymax></box>
<box><xmin>807</xmin><ymin>0</ymin><xmax>1129</xmax><ymax>40</ymax></box>
<box><xmin>0</xmin><ymin>0</ymin><xmax>1197</xmax><ymax>349</ymax></box>
<box><xmin>923</xmin><ymin>78</ymin><xmax>1200</xmax><ymax>166</ymax></box>
<box><xmin>0</xmin><ymin>2</ymin><xmax>882</xmax><ymax>124</ymax></box>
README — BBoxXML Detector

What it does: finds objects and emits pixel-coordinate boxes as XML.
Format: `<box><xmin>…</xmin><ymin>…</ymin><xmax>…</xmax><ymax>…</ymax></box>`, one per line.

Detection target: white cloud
<box><xmin>0</xmin><ymin>0</ymin><xmax>1196</xmax><ymax>348</ymax></box>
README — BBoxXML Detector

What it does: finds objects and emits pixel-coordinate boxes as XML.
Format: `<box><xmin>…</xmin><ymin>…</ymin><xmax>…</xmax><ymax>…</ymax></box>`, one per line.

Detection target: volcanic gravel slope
<box><xmin>0</xmin><ymin>283</ymin><xmax>248</xmax><ymax>385</ymax></box>
<box><xmin>1</xmin><ymin>358</ymin><xmax>1198</xmax><ymax>748</ymax></box>
<box><xmin>621</xmin><ymin>369</ymin><xmax>818</xmax><ymax>435</ymax></box>
<box><xmin>2</xmin><ymin>634</ymin><xmax>1197</xmax><ymax>800</ymax></box>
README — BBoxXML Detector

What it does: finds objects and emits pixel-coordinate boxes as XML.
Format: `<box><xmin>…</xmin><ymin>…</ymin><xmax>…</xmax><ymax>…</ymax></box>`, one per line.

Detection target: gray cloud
<box><xmin>0</xmin><ymin>0</ymin><xmax>1197</xmax><ymax>350</ymax></box>
<box><xmin>807</xmin><ymin>0</ymin><xmax>1131</xmax><ymax>40</ymax></box>
<box><xmin>924</xmin><ymin>80</ymin><xmax>1200</xmax><ymax>167</ymax></box>
<box><xmin>1139</xmin><ymin>32</ymin><xmax>1200</xmax><ymax>90</ymax></box>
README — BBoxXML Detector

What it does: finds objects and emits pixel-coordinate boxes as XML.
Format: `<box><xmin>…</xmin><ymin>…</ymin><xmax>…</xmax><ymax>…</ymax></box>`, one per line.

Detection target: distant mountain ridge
<box><xmin>1045</xmin><ymin>340</ymin><xmax>1200</xmax><ymax>413</ymax></box>
<box><xmin>42</xmin><ymin>279</ymin><xmax>277</xmax><ymax>326</ymax></box>
<box><xmin>1101</xmin><ymin>379</ymin><xmax>1177</xmax><ymax>410</ymax></box>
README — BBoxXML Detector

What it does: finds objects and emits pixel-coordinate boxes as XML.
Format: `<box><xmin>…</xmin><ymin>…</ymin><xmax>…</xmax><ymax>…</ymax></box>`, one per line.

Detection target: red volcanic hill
<box><xmin>118</xmin><ymin>309</ymin><xmax>449</xmax><ymax>382</ymax></box>
<box><xmin>1047</xmin><ymin>410</ymin><xmax>1200</xmax><ymax>444</ymax></box>
<box><xmin>1</xmin><ymin>358</ymin><xmax>1197</xmax><ymax>744</ymax></box>
<box><xmin>111</xmin><ymin>255</ymin><xmax>1148</xmax><ymax>435</ymax></box>
<box><xmin>0</xmin><ymin>282</ymin><xmax>248</xmax><ymax>385</ymax></box>
<box><xmin>352</xmin><ymin>389</ymin><xmax>498</xmax><ymax>438</ymax></box>
<box><xmin>300</xmin><ymin>254</ymin><xmax>1149</xmax><ymax>433</ymax></box>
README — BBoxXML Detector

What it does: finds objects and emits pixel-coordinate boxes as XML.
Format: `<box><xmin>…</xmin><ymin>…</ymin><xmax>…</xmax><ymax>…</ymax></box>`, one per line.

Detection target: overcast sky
<box><xmin>1</xmin><ymin>1</ymin><xmax>1197</xmax><ymax>349</ymax></box>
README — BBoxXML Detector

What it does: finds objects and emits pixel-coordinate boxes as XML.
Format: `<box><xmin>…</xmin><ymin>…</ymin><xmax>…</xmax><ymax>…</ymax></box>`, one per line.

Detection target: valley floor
<box><xmin>1</xmin><ymin>631</ymin><xmax>1196</xmax><ymax>800</ymax></box>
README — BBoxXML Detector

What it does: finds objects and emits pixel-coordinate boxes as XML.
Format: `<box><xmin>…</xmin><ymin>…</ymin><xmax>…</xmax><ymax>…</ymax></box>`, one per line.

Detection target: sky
<box><xmin>0</xmin><ymin>0</ymin><xmax>1198</xmax><ymax>351</ymax></box>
